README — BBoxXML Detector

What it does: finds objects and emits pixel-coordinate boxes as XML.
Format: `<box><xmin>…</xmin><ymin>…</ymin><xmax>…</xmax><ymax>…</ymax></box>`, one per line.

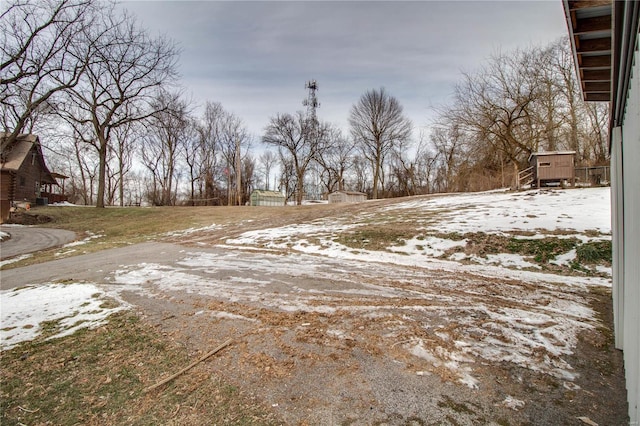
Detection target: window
<box><xmin>539</xmin><ymin>162</ymin><xmax>551</xmax><ymax>167</ymax></box>
<box><xmin>19</xmin><ymin>176</ymin><xmax>26</xmax><ymax>186</ymax></box>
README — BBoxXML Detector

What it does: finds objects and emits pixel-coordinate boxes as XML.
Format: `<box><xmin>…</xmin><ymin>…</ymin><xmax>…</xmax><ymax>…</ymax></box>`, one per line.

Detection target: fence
<box><xmin>575</xmin><ymin>166</ymin><xmax>610</xmax><ymax>186</ymax></box>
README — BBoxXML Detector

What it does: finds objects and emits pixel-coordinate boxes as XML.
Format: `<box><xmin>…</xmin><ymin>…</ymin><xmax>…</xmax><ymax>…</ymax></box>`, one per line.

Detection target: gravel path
<box><xmin>0</xmin><ymin>226</ymin><xmax>76</xmax><ymax>260</ymax></box>
<box><xmin>0</xmin><ymin>240</ymin><xmax>628</xmax><ymax>425</ymax></box>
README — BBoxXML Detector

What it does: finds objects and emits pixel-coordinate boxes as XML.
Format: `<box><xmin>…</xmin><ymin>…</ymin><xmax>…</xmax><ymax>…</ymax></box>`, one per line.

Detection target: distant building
<box><xmin>328</xmin><ymin>190</ymin><xmax>367</xmax><ymax>204</ymax></box>
<box><xmin>249</xmin><ymin>190</ymin><xmax>286</xmax><ymax>207</ymax></box>
<box><xmin>528</xmin><ymin>151</ymin><xmax>576</xmax><ymax>188</ymax></box>
<box><xmin>564</xmin><ymin>0</ymin><xmax>639</xmax><ymax>422</ymax></box>
<box><xmin>0</xmin><ymin>133</ymin><xmax>66</xmax><ymax>223</ymax></box>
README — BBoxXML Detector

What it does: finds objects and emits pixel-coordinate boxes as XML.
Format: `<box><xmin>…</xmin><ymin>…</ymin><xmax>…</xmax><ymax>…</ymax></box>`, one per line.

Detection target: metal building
<box><xmin>565</xmin><ymin>1</ymin><xmax>640</xmax><ymax>422</ymax></box>
<box><xmin>328</xmin><ymin>190</ymin><xmax>367</xmax><ymax>204</ymax></box>
<box><xmin>249</xmin><ymin>190</ymin><xmax>286</xmax><ymax>207</ymax></box>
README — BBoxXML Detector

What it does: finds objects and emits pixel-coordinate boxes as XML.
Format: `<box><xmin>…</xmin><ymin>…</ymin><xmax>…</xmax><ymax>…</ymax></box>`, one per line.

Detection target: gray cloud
<box><xmin>124</xmin><ymin>0</ymin><xmax>568</xmax><ymax>137</ymax></box>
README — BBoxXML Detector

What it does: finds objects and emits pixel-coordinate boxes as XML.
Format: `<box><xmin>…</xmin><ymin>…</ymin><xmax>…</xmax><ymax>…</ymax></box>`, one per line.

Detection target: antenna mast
<box><xmin>303</xmin><ymin>80</ymin><xmax>319</xmax><ymax>125</ymax></box>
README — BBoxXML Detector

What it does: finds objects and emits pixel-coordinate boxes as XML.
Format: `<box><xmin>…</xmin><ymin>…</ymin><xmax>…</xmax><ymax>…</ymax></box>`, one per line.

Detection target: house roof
<box><xmin>0</xmin><ymin>133</ymin><xmax>57</xmax><ymax>184</ymax></box>
<box><xmin>563</xmin><ymin>0</ymin><xmax>614</xmax><ymax>102</ymax></box>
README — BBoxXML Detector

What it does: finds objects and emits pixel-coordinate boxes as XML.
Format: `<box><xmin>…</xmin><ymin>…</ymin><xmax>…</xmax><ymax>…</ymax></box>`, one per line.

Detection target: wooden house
<box><xmin>528</xmin><ymin>151</ymin><xmax>576</xmax><ymax>188</ymax></box>
<box><xmin>565</xmin><ymin>0</ymin><xmax>639</xmax><ymax>422</ymax></box>
<box><xmin>249</xmin><ymin>190</ymin><xmax>285</xmax><ymax>207</ymax></box>
<box><xmin>0</xmin><ymin>133</ymin><xmax>62</xmax><ymax>222</ymax></box>
<box><xmin>328</xmin><ymin>190</ymin><xmax>367</xmax><ymax>204</ymax></box>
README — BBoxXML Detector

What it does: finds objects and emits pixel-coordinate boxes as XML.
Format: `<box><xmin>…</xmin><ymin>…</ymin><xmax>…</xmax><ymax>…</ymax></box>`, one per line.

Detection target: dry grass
<box><xmin>0</xmin><ymin>312</ymin><xmax>280</xmax><ymax>426</ymax></box>
<box><xmin>3</xmin><ymin>204</ymin><xmax>337</xmax><ymax>268</ymax></box>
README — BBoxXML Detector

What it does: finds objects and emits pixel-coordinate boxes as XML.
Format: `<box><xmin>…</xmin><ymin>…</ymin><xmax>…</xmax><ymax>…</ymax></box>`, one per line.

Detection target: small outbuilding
<box><xmin>528</xmin><ymin>151</ymin><xmax>576</xmax><ymax>188</ymax></box>
<box><xmin>328</xmin><ymin>190</ymin><xmax>367</xmax><ymax>204</ymax></box>
<box><xmin>1</xmin><ymin>133</ymin><xmax>61</xmax><ymax>223</ymax></box>
<box><xmin>249</xmin><ymin>190</ymin><xmax>285</xmax><ymax>207</ymax></box>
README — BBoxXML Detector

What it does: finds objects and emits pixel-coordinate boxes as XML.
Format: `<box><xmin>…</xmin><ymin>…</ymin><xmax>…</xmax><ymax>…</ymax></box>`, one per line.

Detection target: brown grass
<box><xmin>0</xmin><ymin>312</ymin><xmax>279</xmax><ymax>426</ymax></box>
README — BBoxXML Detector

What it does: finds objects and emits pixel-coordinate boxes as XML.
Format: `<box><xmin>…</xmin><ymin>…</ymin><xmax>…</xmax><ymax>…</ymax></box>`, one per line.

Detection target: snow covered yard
<box><xmin>0</xmin><ymin>187</ymin><xmax>622</xmax><ymax>424</ymax></box>
<box><xmin>224</xmin><ymin>187</ymin><xmax>612</xmax><ymax>278</ymax></box>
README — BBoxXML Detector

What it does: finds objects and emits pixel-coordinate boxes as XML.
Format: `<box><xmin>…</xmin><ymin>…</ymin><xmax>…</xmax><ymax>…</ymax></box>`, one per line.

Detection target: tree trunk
<box><xmin>372</xmin><ymin>158</ymin><xmax>381</xmax><ymax>199</ymax></box>
<box><xmin>96</xmin><ymin>136</ymin><xmax>107</xmax><ymax>208</ymax></box>
<box><xmin>296</xmin><ymin>169</ymin><xmax>304</xmax><ymax>205</ymax></box>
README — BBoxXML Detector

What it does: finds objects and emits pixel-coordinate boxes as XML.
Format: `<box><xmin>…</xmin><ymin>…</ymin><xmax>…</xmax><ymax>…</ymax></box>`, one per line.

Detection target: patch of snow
<box><xmin>49</xmin><ymin>201</ymin><xmax>81</xmax><ymax>207</ymax></box>
<box><xmin>595</xmin><ymin>265</ymin><xmax>612</xmax><ymax>275</ymax></box>
<box><xmin>164</xmin><ymin>223</ymin><xmax>222</xmax><ymax>237</ymax></box>
<box><xmin>389</xmin><ymin>236</ymin><xmax>466</xmax><ymax>257</ymax></box>
<box><xmin>503</xmin><ymin>395</ymin><xmax>525</xmax><ymax>410</ymax></box>
<box><xmin>448</xmin><ymin>252</ymin><xmax>467</xmax><ymax>261</ymax></box>
<box><xmin>0</xmin><ymin>253</ymin><xmax>32</xmax><ymax>267</ymax></box>
<box><xmin>62</xmin><ymin>232</ymin><xmax>104</xmax><ymax>248</ymax></box>
<box><xmin>383</xmin><ymin>188</ymin><xmax>611</xmax><ymax>235</ymax></box>
<box><xmin>551</xmin><ymin>249</ymin><xmax>577</xmax><ymax>266</ymax></box>
<box><xmin>472</xmin><ymin>253</ymin><xmax>542</xmax><ymax>270</ymax></box>
<box><xmin>0</xmin><ymin>283</ymin><xmax>128</xmax><ymax>350</ymax></box>
<box><xmin>212</xmin><ymin>311</ymin><xmax>258</xmax><ymax>322</ymax></box>
<box><xmin>327</xmin><ymin>328</ymin><xmax>347</xmax><ymax>339</ymax></box>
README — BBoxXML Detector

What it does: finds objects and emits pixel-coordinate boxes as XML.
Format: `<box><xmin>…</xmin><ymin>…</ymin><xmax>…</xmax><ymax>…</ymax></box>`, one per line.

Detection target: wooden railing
<box><xmin>517</xmin><ymin>166</ymin><xmax>534</xmax><ymax>190</ymax></box>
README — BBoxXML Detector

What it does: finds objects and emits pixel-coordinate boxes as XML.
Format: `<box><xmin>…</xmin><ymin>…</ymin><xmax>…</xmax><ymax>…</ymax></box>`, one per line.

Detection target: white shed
<box><xmin>328</xmin><ymin>191</ymin><xmax>367</xmax><ymax>204</ymax></box>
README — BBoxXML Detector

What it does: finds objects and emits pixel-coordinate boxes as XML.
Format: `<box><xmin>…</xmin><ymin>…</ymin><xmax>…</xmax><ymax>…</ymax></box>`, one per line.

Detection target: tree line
<box><xmin>1</xmin><ymin>0</ymin><xmax>608</xmax><ymax>207</ymax></box>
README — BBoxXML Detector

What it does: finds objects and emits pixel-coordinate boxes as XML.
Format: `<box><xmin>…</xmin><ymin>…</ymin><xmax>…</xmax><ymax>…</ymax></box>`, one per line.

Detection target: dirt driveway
<box><xmin>0</xmin><ymin>226</ymin><xmax>76</xmax><ymax>260</ymax></box>
<box><xmin>0</xmin><ymin>238</ymin><xmax>627</xmax><ymax>425</ymax></box>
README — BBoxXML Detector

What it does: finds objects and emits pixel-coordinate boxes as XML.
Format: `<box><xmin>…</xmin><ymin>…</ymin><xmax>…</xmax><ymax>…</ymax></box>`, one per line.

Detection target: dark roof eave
<box><xmin>563</xmin><ymin>0</ymin><xmax>614</xmax><ymax>103</ymax></box>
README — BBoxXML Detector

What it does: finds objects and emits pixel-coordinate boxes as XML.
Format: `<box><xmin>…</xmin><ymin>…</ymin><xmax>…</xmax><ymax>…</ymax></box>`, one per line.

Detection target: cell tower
<box><xmin>303</xmin><ymin>80</ymin><xmax>319</xmax><ymax>124</ymax></box>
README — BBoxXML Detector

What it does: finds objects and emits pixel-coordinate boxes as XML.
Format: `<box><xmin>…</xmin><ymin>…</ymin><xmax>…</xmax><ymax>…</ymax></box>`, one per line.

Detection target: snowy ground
<box><xmin>1</xmin><ymin>283</ymin><xmax>128</xmax><ymax>350</ymax></box>
<box><xmin>0</xmin><ymin>188</ymin><xmax>613</xmax><ymax>395</ymax></box>
<box><xmin>222</xmin><ymin>187</ymin><xmax>611</xmax><ymax>280</ymax></box>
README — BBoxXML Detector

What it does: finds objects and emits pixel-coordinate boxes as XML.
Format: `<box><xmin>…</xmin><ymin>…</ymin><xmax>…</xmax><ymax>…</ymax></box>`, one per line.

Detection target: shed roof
<box><xmin>528</xmin><ymin>151</ymin><xmax>577</xmax><ymax>161</ymax></box>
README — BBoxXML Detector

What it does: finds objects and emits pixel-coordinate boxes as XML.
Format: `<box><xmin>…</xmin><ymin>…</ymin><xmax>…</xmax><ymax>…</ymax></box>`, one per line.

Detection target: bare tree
<box><xmin>430</xmin><ymin>39</ymin><xmax>610</xmax><ymax>192</ymax></box>
<box><xmin>263</xmin><ymin>111</ymin><xmax>330</xmax><ymax>205</ymax></box>
<box><xmin>350</xmin><ymin>154</ymin><xmax>370</xmax><ymax>194</ymax></box>
<box><xmin>0</xmin><ymin>0</ymin><xmax>94</xmax><ymax>144</ymax></box>
<box><xmin>349</xmin><ymin>88</ymin><xmax>412</xmax><ymax>199</ymax></box>
<box><xmin>188</xmin><ymin>102</ymin><xmax>225</xmax><ymax>205</ymax></box>
<box><xmin>108</xmin><ymin>121</ymin><xmax>138</xmax><ymax>206</ymax></box>
<box><xmin>61</xmin><ymin>6</ymin><xmax>179</xmax><ymax>207</ymax></box>
<box><xmin>240</xmin><ymin>155</ymin><xmax>256</xmax><ymax>204</ymax></box>
<box><xmin>388</xmin><ymin>137</ymin><xmax>418</xmax><ymax>196</ymax></box>
<box><xmin>314</xmin><ymin>127</ymin><xmax>354</xmax><ymax>195</ymax></box>
<box><xmin>412</xmin><ymin>134</ymin><xmax>440</xmax><ymax>194</ymax></box>
<box><xmin>258</xmin><ymin>150</ymin><xmax>277</xmax><ymax>190</ymax></box>
<box><xmin>140</xmin><ymin>91</ymin><xmax>192</xmax><ymax>206</ymax></box>
<box><xmin>218</xmin><ymin>111</ymin><xmax>250</xmax><ymax>206</ymax></box>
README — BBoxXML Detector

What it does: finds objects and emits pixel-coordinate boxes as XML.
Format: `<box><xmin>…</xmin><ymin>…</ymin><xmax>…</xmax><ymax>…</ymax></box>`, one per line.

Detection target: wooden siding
<box><xmin>530</xmin><ymin>153</ymin><xmax>575</xmax><ymax>182</ymax></box>
<box><xmin>0</xmin><ymin>171</ymin><xmax>13</xmax><ymax>222</ymax></box>
<box><xmin>12</xmin><ymin>144</ymin><xmax>44</xmax><ymax>202</ymax></box>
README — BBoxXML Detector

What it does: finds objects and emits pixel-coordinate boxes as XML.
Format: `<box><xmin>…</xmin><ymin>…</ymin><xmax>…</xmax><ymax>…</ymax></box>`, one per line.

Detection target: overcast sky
<box><xmin>122</xmin><ymin>1</ymin><xmax>569</xmax><ymax>141</ymax></box>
